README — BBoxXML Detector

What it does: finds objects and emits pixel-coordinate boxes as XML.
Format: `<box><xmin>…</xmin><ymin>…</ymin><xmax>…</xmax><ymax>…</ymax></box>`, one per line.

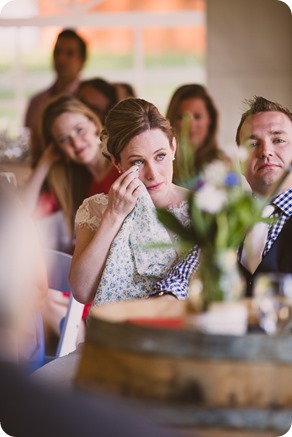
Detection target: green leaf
<box><xmin>156</xmin><ymin>209</ymin><xmax>193</xmax><ymax>241</ymax></box>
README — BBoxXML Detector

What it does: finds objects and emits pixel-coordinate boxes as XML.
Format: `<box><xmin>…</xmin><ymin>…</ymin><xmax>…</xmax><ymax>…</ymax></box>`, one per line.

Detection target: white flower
<box><xmin>222</xmin><ymin>144</ymin><xmax>248</xmax><ymax>162</ymax></box>
<box><xmin>196</xmin><ymin>184</ymin><xmax>227</xmax><ymax>213</ymax></box>
<box><xmin>202</xmin><ymin>161</ymin><xmax>227</xmax><ymax>187</ymax></box>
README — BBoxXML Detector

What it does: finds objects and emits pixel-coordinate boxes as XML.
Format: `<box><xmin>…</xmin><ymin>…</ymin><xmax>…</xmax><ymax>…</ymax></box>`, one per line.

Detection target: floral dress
<box><xmin>75</xmin><ymin>185</ymin><xmax>189</xmax><ymax>307</ymax></box>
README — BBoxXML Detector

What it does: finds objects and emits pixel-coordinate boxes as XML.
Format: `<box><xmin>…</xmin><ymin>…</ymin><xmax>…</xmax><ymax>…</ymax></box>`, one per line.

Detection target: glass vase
<box><xmin>187</xmin><ymin>248</ymin><xmax>247</xmax><ymax>335</ymax></box>
<box><xmin>192</xmin><ymin>248</ymin><xmax>245</xmax><ymax>312</ymax></box>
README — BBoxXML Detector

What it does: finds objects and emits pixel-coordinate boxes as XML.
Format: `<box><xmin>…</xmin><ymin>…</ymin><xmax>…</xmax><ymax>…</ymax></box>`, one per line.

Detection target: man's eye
<box><xmin>245</xmin><ymin>140</ymin><xmax>258</xmax><ymax>148</ymax></box>
<box><xmin>273</xmin><ymin>138</ymin><xmax>285</xmax><ymax>144</ymax></box>
<box><xmin>157</xmin><ymin>153</ymin><xmax>166</xmax><ymax>161</ymax></box>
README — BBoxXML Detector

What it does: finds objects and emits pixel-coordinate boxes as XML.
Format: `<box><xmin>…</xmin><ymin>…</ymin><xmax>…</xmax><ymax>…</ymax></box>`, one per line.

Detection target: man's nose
<box><xmin>259</xmin><ymin>140</ymin><xmax>273</xmax><ymax>157</ymax></box>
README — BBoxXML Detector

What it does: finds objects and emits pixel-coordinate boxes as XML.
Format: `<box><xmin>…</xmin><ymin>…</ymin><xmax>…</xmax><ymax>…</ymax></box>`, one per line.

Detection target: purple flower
<box><xmin>225</xmin><ymin>172</ymin><xmax>240</xmax><ymax>187</ymax></box>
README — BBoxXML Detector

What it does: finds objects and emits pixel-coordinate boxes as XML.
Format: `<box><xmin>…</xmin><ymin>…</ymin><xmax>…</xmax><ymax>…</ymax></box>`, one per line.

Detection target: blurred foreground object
<box><xmin>75</xmin><ymin>298</ymin><xmax>292</xmax><ymax>436</ymax></box>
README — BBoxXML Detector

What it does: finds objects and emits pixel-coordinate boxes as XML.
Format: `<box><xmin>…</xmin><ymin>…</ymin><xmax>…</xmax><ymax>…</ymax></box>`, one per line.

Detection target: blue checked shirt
<box><xmin>153</xmin><ymin>188</ymin><xmax>292</xmax><ymax>300</ymax></box>
<box><xmin>151</xmin><ymin>246</ymin><xmax>200</xmax><ymax>300</ymax></box>
<box><xmin>263</xmin><ymin>188</ymin><xmax>292</xmax><ymax>256</ymax></box>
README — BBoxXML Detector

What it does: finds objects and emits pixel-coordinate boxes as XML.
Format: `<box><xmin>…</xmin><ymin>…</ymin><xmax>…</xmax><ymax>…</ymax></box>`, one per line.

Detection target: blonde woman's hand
<box><xmin>106</xmin><ymin>166</ymin><xmax>142</xmax><ymax>219</ymax></box>
<box><xmin>40</xmin><ymin>143</ymin><xmax>62</xmax><ymax>169</ymax></box>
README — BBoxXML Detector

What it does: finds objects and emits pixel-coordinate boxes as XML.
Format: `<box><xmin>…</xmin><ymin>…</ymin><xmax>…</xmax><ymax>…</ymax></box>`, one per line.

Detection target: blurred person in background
<box><xmin>113</xmin><ymin>82</ymin><xmax>137</xmax><ymax>100</ymax></box>
<box><xmin>22</xmin><ymin>95</ymin><xmax>119</xmax><ymax>250</ymax></box>
<box><xmin>24</xmin><ymin>28</ymin><xmax>87</xmax><ymax>167</ymax></box>
<box><xmin>21</xmin><ymin>96</ymin><xmax>119</xmax><ymax>351</ymax></box>
<box><xmin>76</xmin><ymin>77</ymin><xmax>118</xmax><ymax>125</ymax></box>
<box><xmin>0</xmin><ymin>179</ymin><xmax>47</xmax><ymax>369</ymax></box>
<box><xmin>166</xmin><ymin>84</ymin><xmax>221</xmax><ymax>184</ymax></box>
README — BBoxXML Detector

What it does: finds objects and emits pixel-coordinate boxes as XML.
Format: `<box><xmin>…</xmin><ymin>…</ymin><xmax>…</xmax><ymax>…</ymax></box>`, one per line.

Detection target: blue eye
<box><xmin>131</xmin><ymin>159</ymin><xmax>143</xmax><ymax>166</ymax></box>
<box><xmin>156</xmin><ymin>153</ymin><xmax>166</xmax><ymax>161</ymax></box>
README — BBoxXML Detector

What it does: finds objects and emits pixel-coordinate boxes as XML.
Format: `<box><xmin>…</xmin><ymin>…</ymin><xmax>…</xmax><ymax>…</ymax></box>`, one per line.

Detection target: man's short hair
<box><xmin>235</xmin><ymin>95</ymin><xmax>292</xmax><ymax>145</ymax></box>
<box><xmin>55</xmin><ymin>28</ymin><xmax>87</xmax><ymax>61</ymax></box>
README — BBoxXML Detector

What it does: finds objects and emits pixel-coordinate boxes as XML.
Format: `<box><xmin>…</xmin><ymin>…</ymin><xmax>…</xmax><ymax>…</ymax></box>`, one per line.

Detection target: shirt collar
<box><xmin>272</xmin><ymin>188</ymin><xmax>292</xmax><ymax>217</ymax></box>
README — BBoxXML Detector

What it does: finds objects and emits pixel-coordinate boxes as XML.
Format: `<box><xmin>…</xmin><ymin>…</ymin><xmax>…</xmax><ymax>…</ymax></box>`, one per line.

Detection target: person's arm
<box><xmin>150</xmin><ymin>247</ymin><xmax>201</xmax><ymax>300</ymax></box>
<box><xmin>20</xmin><ymin>144</ymin><xmax>61</xmax><ymax>214</ymax></box>
<box><xmin>69</xmin><ymin>167</ymin><xmax>142</xmax><ymax>304</ymax></box>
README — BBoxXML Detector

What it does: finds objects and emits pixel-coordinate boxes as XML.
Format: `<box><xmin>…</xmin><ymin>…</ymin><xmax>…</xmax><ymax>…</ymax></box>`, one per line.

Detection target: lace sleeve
<box><xmin>75</xmin><ymin>194</ymin><xmax>108</xmax><ymax>232</ymax></box>
<box><xmin>168</xmin><ymin>200</ymin><xmax>190</xmax><ymax>227</ymax></box>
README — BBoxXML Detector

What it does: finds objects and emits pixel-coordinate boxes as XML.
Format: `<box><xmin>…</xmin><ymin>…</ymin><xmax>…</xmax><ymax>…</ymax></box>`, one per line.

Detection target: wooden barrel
<box><xmin>75</xmin><ymin>299</ymin><xmax>292</xmax><ymax>436</ymax></box>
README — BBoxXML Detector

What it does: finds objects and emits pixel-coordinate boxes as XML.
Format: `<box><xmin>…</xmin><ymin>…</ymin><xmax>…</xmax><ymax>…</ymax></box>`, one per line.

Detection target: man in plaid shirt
<box><xmin>153</xmin><ymin>96</ymin><xmax>292</xmax><ymax>298</ymax></box>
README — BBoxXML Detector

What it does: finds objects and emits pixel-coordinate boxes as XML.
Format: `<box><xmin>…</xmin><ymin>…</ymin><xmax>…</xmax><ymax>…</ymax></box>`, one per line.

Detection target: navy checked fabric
<box><xmin>153</xmin><ymin>189</ymin><xmax>292</xmax><ymax>300</ymax></box>
<box><xmin>263</xmin><ymin>188</ymin><xmax>292</xmax><ymax>256</ymax></box>
<box><xmin>151</xmin><ymin>246</ymin><xmax>200</xmax><ymax>299</ymax></box>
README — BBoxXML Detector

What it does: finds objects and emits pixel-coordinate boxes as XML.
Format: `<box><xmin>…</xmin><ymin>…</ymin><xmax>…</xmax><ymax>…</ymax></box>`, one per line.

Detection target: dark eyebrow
<box><xmin>127</xmin><ymin>147</ymin><xmax>167</xmax><ymax>160</ymax></box>
<box><xmin>241</xmin><ymin>134</ymin><xmax>258</xmax><ymax>143</ymax></box>
<box><xmin>127</xmin><ymin>154</ymin><xmax>143</xmax><ymax>160</ymax></box>
<box><xmin>242</xmin><ymin>130</ymin><xmax>287</xmax><ymax>143</ymax></box>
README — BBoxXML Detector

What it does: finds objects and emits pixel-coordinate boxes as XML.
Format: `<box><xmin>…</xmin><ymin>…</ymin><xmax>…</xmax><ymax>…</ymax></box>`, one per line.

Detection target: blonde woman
<box><xmin>22</xmin><ymin>95</ymin><xmax>119</xmax><ymax>247</ymax></box>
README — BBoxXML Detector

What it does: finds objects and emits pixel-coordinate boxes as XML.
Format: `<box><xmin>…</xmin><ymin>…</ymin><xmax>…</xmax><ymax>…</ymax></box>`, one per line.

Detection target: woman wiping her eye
<box><xmin>69</xmin><ymin>98</ymin><xmax>199</xmax><ymax>308</ymax></box>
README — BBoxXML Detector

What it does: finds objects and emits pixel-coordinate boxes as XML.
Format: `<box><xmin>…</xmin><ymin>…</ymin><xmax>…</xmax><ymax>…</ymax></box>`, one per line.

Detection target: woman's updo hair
<box><xmin>101</xmin><ymin>98</ymin><xmax>174</xmax><ymax>163</ymax></box>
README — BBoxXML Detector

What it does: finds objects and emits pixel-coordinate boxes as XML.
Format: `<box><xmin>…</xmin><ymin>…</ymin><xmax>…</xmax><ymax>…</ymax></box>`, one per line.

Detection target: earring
<box><xmin>173</xmin><ymin>156</ymin><xmax>175</xmax><ymax>161</ymax></box>
<box><xmin>118</xmin><ymin>168</ymin><xmax>122</xmax><ymax>174</ymax></box>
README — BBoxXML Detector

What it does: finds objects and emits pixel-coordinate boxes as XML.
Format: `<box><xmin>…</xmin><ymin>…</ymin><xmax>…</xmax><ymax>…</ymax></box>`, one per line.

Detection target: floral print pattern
<box><xmin>75</xmin><ymin>186</ymin><xmax>189</xmax><ymax>306</ymax></box>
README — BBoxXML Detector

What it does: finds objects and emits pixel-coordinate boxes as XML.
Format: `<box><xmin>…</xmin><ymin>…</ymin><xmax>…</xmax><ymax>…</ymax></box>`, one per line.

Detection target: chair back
<box><xmin>45</xmin><ymin>249</ymin><xmax>84</xmax><ymax>358</ymax></box>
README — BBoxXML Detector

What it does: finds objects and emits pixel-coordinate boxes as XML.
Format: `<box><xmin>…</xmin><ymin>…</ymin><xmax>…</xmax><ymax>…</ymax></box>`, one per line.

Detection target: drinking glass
<box><xmin>0</xmin><ymin>171</ymin><xmax>17</xmax><ymax>187</ymax></box>
<box><xmin>253</xmin><ymin>273</ymin><xmax>292</xmax><ymax>334</ymax></box>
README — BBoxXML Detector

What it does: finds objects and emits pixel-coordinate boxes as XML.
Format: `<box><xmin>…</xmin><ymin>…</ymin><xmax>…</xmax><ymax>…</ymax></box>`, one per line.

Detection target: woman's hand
<box><xmin>40</xmin><ymin>143</ymin><xmax>62</xmax><ymax>168</ymax></box>
<box><xmin>106</xmin><ymin>166</ymin><xmax>142</xmax><ymax>219</ymax></box>
<box><xmin>70</xmin><ymin>166</ymin><xmax>142</xmax><ymax>304</ymax></box>
<box><xmin>20</xmin><ymin>144</ymin><xmax>62</xmax><ymax>214</ymax></box>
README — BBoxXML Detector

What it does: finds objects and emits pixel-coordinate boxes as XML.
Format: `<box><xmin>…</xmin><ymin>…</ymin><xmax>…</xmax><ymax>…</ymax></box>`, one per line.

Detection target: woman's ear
<box><xmin>110</xmin><ymin>155</ymin><xmax>122</xmax><ymax>174</ymax></box>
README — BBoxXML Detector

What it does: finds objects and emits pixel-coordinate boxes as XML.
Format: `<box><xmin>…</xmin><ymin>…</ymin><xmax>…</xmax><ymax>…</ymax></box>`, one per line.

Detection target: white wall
<box><xmin>207</xmin><ymin>0</ymin><xmax>292</xmax><ymax>148</ymax></box>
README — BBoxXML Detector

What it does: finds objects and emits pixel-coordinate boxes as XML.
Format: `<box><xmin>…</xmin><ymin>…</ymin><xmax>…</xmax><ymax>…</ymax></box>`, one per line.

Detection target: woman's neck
<box><xmin>154</xmin><ymin>184</ymin><xmax>190</xmax><ymax>210</ymax></box>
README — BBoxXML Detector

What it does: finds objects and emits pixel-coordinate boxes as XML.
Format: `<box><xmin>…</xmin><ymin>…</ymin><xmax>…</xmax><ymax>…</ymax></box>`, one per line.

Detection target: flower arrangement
<box><xmin>157</xmin><ymin>146</ymin><xmax>268</xmax><ymax>310</ymax></box>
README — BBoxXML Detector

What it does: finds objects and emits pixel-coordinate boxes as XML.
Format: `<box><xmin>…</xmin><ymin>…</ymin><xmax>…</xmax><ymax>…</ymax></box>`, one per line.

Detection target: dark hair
<box><xmin>55</xmin><ymin>28</ymin><xmax>87</xmax><ymax>61</ymax></box>
<box><xmin>166</xmin><ymin>83</ymin><xmax>220</xmax><ymax>177</ymax></box>
<box><xmin>102</xmin><ymin>98</ymin><xmax>174</xmax><ymax>163</ymax></box>
<box><xmin>77</xmin><ymin>78</ymin><xmax>118</xmax><ymax>123</ymax></box>
<box><xmin>113</xmin><ymin>82</ymin><xmax>137</xmax><ymax>99</ymax></box>
<box><xmin>236</xmin><ymin>96</ymin><xmax>292</xmax><ymax>145</ymax></box>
